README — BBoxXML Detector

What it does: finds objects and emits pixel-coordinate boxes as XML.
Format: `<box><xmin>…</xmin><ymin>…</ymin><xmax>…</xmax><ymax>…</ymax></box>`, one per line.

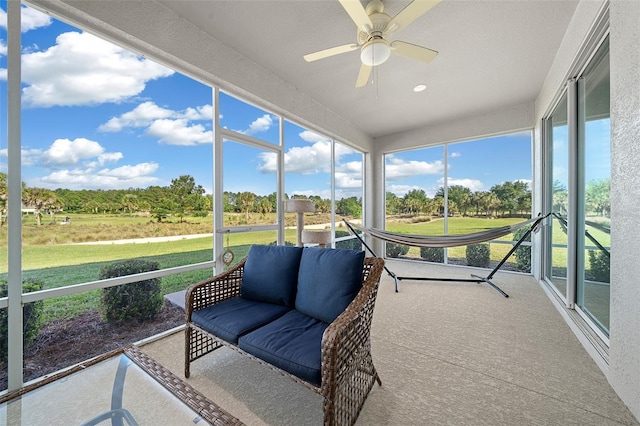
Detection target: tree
<box><xmin>386</xmin><ymin>192</ymin><xmax>400</xmax><ymax>215</ymax></box>
<box><xmin>552</xmin><ymin>180</ymin><xmax>568</xmax><ymax>215</ymax></box>
<box><xmin>236</xmin><ymin>191</ymin><xmax>256</xmax><ymax>221</ymax></box>
<box><xmin>169</xmin><ymin>175</ymin><xmax>205</xmax><ymax>222</ymax></box>
<box><xmin>586</xmin><ymin>178</ymin><xmax>610</xmax><ymax>217</ymax></box>
<box><xmin>445</xmin><ymin>185</ymin><xmax>472</xmax><ymax>216</ymax></box>
<box><xmin>121</xmin><ymin>194</ymin><xmax>139</xmax><ymax>216</ymax></box>
<box><xmin>0</xmin><ymin>173</ymin><xmax>7</xmax><ymax>226</ymax></box>
<box><xmin>490</xmin><ymin>181</ymin><xmax>530</xmax><ymax>217</ymax></box>
<box><xmin>336</xmin><ymin>197</ymin><xmax>361</xmax><ymax>217</ymax></box>
<box><xmin>471</xmin><ymin>191</ymin><xmax>487</xmax><ymax>216</ymax></box>
<box><xmin>484</xmin><ymin>192</ymin><xmax>501</xmax><ymax>218</ymax></box>
<box><xmin>151</xmin><ymin>198</ymin><xmax>177</xmax><ymax>223</ymax></box>
<box><xmin>402</xmin><ymin>189</ymin><xmax>427</xmax><ymax>214</ymax></box>
<box><xmin>257</xmin><ymin>197</ymin><xmax>273</xmax><ymax>217</ymax></box>
<box><xmin>22</xmin><ymin>187</ymin><xmax>62</xmax><ymax>226</ymax></box>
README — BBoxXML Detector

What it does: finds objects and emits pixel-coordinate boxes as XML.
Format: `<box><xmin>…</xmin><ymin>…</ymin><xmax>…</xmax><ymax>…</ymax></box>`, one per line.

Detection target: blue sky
<box><xmin>0</xmin><ymin>4</ymin><xmax>366</xmax><ymax>200</ymax></box>
<box><xmin>385</xmin><ymin>132</ymin><xmax>533</xmax><ymax>198</ymax></box>
<box><xmin>3</xmin><ymin>4</ymin><xmax>602</xmax><ymax>203</ymax></box>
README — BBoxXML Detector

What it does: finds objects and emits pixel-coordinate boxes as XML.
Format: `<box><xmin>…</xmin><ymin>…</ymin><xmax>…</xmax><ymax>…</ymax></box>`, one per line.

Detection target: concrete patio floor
<box><xmin>143</xmin><ymin>259</ymin><xmax>638</xmax><ymax>425</ymax></box>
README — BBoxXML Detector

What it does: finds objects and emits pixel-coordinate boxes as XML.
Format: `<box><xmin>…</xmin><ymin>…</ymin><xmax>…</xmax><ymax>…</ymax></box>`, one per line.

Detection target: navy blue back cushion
<box><xmin>241</xmin><ymin>244</ymin><xmax>303</xmax><ymax>307</ymax></box>
<box><xmin>295</xmin><ymin>248</ymin><xmax>365</xmax><ymax>323</ymax></box>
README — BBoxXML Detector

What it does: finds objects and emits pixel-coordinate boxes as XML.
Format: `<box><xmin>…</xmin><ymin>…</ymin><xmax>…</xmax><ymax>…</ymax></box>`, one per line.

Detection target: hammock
<box><xmin>344</xmin><ymin>213</ymin><xmax>550</xmax><ymax>298</ymax></box>
<box><xmin>346</xmin><ymin>215</ymin><xmax>544</xmax><ymax>248</ymax></box>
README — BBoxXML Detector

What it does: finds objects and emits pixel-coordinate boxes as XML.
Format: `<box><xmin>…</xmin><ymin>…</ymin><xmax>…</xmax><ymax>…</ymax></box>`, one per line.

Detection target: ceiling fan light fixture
<box><xmin>360</xmin><ymin>38</ymin><xmax>391</xmax><ymax>67</ymax></box>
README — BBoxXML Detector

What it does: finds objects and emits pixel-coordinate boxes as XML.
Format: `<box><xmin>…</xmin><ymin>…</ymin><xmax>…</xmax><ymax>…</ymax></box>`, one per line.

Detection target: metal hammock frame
<box><xmin>344</xmin><ymin>213</ymin><xmax>550</xmax><ymax>298</ymax></box>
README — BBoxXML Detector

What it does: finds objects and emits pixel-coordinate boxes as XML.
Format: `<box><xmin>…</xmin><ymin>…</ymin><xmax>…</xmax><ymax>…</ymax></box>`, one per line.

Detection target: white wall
<box><xmin>609</xmin><ymin>0</ymin><xmax>640</xmax><ymax>420</ymax></box>
<box><xmin>533</xmin><ymin>0</ymin><xmax>640</xmax><ymax>420</ymax></box>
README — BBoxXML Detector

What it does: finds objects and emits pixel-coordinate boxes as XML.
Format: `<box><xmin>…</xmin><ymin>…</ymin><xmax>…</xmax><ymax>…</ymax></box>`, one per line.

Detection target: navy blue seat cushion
<box><xmin>191</xmin><ymin>297</ymin><xmax>291</xmax><ymax>344</ymax></box>
<box><xmin>241</xmin><ymin>244</ymin><xmax>303</xmax><ymax>307</ymax></box>
<box><xmin>295</xmin><ymin>248</ymin><xmax>365</xmax><ymax>324</ymax></box>
<box><xmin>238</xmin><ymin>310</ymin><xmax>329</xmax><ymax>386</ymax></box>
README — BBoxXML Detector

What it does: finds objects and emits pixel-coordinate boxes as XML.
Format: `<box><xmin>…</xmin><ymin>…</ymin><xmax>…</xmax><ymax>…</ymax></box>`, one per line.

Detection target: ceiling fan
<box><xmin>304</xmin><ymin>0</ymin><xmax>440</xmax><ymax>88</ymax></box>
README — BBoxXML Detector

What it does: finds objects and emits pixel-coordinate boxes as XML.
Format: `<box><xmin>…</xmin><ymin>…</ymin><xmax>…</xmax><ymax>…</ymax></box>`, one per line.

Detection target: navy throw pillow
<box><xmin>241</xmin><ymin>244</ymin><xmax>303</xmax><ymax>307</ymax></box>
<box><xmin>295</xmin><ymin>248</ymin><xmax>365</xmax><ymax>323</ymax></box>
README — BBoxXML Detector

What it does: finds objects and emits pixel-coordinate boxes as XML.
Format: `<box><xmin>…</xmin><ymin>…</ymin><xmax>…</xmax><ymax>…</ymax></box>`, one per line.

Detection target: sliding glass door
<box><xmin>543</xmin><ymin>35</ymin><xmax>610</xmax><ymax>338</ymax></box>
<box><xmin>577</xmin><ymin>38</ymin><xmax>610</xmax><ymax>336</ymax></box>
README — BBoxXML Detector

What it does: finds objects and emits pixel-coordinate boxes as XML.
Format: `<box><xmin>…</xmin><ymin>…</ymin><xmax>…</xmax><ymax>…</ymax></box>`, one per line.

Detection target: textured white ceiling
<box><xmin>158</xmin><ymin>0</ymin><xmax>579</xmax><ymax>139</ymax></box>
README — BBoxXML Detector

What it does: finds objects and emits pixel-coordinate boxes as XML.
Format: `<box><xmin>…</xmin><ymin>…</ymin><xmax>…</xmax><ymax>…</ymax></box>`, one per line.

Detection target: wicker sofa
<box><xmin>185</xmin><ymin>244</ymin><xmax>385</xmax><ymax>426</ymax></box>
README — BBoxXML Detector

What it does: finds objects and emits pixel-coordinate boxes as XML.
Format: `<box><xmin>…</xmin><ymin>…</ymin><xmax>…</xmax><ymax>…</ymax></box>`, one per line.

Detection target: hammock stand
<box><xmin>344</xmin><ymin>213</ymin><xmax>550</xmax><ymax>298</ymax></box>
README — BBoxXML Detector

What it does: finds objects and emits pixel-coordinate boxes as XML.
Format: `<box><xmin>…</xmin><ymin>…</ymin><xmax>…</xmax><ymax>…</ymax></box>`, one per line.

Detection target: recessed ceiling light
<box><xmin>413</xmin><ymin>84</ymin><xmax>427</xmax><ymax>93</ymax></box>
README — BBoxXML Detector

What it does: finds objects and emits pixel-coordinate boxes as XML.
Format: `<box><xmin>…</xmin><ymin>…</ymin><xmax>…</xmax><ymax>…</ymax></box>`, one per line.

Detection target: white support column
<box><xmin>277</xmin><ymin>116</ymin><xmax>285</xmax><ymax>245</ymax></box>
<box><xmin>7</xmin><ymin>0</ymin><xmax>24</xmax><ymax>391</ymax></box>
<box><xmin>212</xmin><ymin>87</ymin><xmax>224</xmax><ymax>273</ymax></box>
<box><xmin>566</xmin><ymin>78</ymin><xmax>578</xmax><ymax>309</ymax></box>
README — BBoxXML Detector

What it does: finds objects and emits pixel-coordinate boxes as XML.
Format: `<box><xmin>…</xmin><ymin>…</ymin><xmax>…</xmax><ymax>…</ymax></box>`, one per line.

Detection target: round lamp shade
<box><xmin>302</xmin><ymin>230</ymin><xmax>332</xmax><ymax>247</ymax></box>
<box><xmin>285</xmin><ymin>199</ymin><xmax>315</xmax><ymax>213</ymax></box>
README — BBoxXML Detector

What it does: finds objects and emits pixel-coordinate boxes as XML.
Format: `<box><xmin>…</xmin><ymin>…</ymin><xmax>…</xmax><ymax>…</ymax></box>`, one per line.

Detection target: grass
<box><xmin>2</xmin><ymin>213</ymin><xmax>610</xmax><ymax>323</ymax></box>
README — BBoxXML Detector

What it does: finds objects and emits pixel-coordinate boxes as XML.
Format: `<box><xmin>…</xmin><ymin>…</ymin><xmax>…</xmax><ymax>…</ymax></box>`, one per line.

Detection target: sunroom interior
<box><xmin>1</xmin><ymin>0</ymin><xmax>640</xmax><ymax>424</ymax></box>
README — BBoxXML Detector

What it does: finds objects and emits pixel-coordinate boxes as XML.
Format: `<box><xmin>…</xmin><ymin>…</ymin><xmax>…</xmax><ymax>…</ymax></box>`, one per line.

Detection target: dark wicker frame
<box><xmin>185</xmin><ymin>256</ymin><xmax>385</xmax><ymax>426</ymax></box>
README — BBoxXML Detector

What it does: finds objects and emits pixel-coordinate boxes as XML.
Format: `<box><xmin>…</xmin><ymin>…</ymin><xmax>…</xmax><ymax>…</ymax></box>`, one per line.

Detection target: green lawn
<box><xmin>1</xmin><ymin>214</ymin><xmax>610</xmax><ymax>323</ymax></box>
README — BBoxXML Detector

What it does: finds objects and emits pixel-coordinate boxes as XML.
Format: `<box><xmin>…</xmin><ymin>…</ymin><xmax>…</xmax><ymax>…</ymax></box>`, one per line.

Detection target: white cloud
<box><xmin>1</xmin><ymin>40</ymin><xmax>6</xmax><ymax>81</ymax></box>
<box><xmin>1</xmin><ymin>142</ymin><xmax>122</xmax><ymax>168</ymax></box>
<box><xmin>385</xmin><ymin>158</ymin><xmax>444</xmax><ymax>181</ymax></box>
<box><xmin>233</xmin><ymin>114</ymin><xmax>275</xmax><ymax>135</ymax></box>
<box><xmin>438</xmin><ymin>177</ymin><xmax>485</xmax><ymax>192</ymax></box>
<box><xmin>98</xmin><ymin>162</ymin><xmax>158</xmax><ymax>178</ymax></box>
<box><xmin>99</xmin><ymin>101</ymin><xmax>174</xmax><ymax>131</ymax></box>
<box><xmin>247</xmin><ymin>114</ymin><xmax>273</xmax><ymax>135</ymax></box>
<box><xmin>43</xmin><ymin>138</ymin><xmax>108</xmax><ymax>166</ymax></box>
<box><xmin>451</xmin><ymin>152</ymin><xmax>461</xmax><ymax>158</ymax></box>
<box><xmin>0</xmin><ymin>5</ymin><xmax>52</xmax><ymax>32</ymax></box>
<box><xmin>387</xmin><ymin>184</ymin><xmax>429</xmax><ymax>197</ymax></box>
<box><xmin>21</xmin><ymin>31</ymin><xmax>174</xmax><ymax>107</ymax></box>
<box><xmin>259</xmin><ymin>140</ymin><xmax>333</xmax><ymax>174</ymax></box>
<box><xmin>99</xmin><ymin>101</ymin><xmax>213</xmax><ymax>145</ymax></box>
<box><xmin>36</xmin><ymin>162</ymin><xmax>159</xmax><ymax>190</ymax></box>
<box><xmin>146</xmin><ymin>119</ymin><xmax>212</xmax><ymax>145</ymax></box>
<box><xmin>335</xmin><ymin>160</ymin><xmax>362</xmax><ymax>189</ymax></box>
<box><xmin>99</xmin><ymin>101</ymin><xmax>213</xmax><ymax>132</ymax></box>
<box><xmin>299</xmin><ymin>130</ymin><xmax>329</xmax><ymax>143</ymax></box>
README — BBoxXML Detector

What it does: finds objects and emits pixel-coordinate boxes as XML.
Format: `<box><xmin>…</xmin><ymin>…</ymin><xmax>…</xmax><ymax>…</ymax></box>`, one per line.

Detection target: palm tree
<box><xmin>121</xmin><ymin>194</ymin><xmax>139</xmax><ymax>216</ymax></box>
<box><xmin>22</xmin><ymin>187</ymin><xmax>62</xmax><ymax>226</ymax></box>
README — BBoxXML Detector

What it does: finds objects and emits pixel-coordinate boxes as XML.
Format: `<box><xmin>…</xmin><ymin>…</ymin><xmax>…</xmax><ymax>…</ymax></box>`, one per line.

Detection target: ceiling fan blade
<box><xmin>339</xmin><ymin>0</ymin><xmax>373</xmax><ymax>32</ymax></box>
<box><xmin>391</xmin><ymin>40</ymin><xmax>438</xmax><ymax>63</ymax></box>
<box><xmin>387</xmin><ymin>0</ymin><xmax>441</xmax><ymax>34</ymax></box>
<box><xmin>304</xmin><ymin>44</ymin><xmax>359</xmax><ymax>62</ymax></box>
<box><xmin>356</xmin><ymin>64</ymin><xmax>372</xmax><ymax>87</ymax></box>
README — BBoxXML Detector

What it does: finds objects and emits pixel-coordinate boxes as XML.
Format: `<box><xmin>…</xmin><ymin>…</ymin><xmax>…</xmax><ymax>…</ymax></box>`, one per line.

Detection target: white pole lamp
<box><xmin>286</xmin><ymin>199</ymin><xmax>315</xmax><ymax>247</ymax></box>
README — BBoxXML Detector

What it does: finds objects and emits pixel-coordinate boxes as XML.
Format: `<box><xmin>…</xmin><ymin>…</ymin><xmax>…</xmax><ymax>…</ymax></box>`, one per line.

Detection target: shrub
<box><xmin>512</xmin><ymin>227</ymin><xmax>531</xmax><ymax>272</ymax></box>
<box><xmin>420</xmin><ymin>246</ymin><xmax>444</xmax><ymax>263</ymax></box>
<box><xmin>386</xmin><ymin>243</ymin><xmax>410</xmax><ymax>258</ymax></box>
<box><xmin>99</xmin><ymin>259</ymin><xmax>163</xmax><ymax>324</ymax></box>
<box><xmin>0</xmin><ymin>279</ymin><xmax>44</xmax><ymax>361</ymax></box>
<box><xmin>587</xmin><ymin>250</ymin><xmax>610</xmax><ymax>283</ymax></box>
<box><xmin>335</xmin><ymin>230</ymin><xmax>362</xmax><ymax>250</ymax></box>
<box><xmin>466</xmin><ymin>243</ymin><xmax>490</xmax><ymax>268</ymax></box>
<box><xmin>268</xmin><ymin>240</ymin><xmax>295</xmax><ymax>246</ymax></box>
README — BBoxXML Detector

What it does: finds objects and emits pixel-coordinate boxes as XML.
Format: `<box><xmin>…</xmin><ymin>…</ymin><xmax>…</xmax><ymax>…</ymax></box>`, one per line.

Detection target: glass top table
<box><xmin>0</xmin><ymin>345</ymin><xmax>243</xmax><ymax>426</ymax></box>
